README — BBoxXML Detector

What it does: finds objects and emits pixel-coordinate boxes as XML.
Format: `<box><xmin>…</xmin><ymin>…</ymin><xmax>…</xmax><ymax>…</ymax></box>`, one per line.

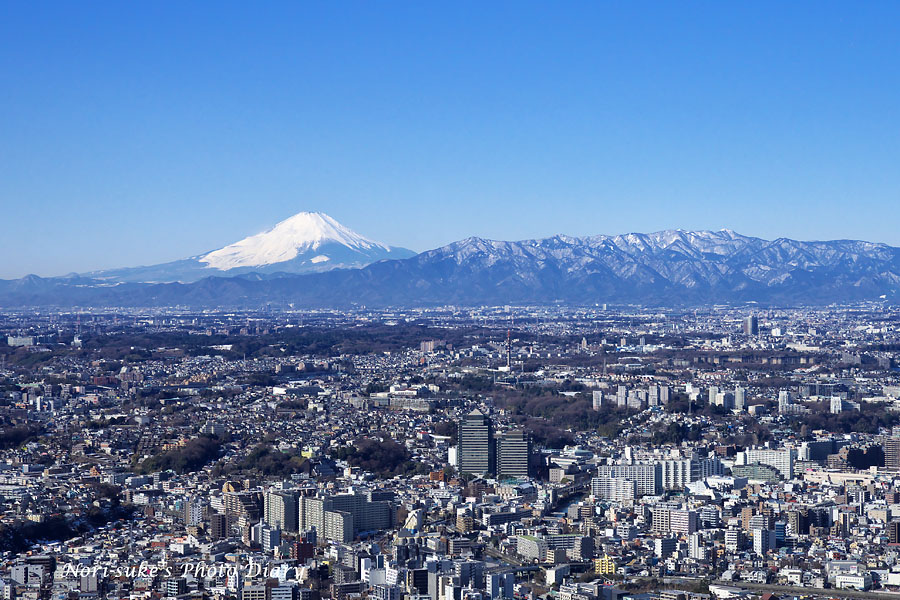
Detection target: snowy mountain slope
<box><xmin>7</xmin><ymin>229</ymin><xmax>900</xmax><ymax>307</ymax></box>
<box><xmin>87</xmin><ymin>211</ymin><xmax>415</xmax><ymax>282</ymax></box>
<box><xmin>200</xmin><ymin>212</ymin><xmax>393</xmax><ymax>270</ymax></box>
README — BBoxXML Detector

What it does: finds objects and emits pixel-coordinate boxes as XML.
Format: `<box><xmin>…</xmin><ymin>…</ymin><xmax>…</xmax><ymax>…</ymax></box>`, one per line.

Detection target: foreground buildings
<box><xmin>1</xmin><ymin>304</ymin><xmax>900</xmax><ymax>600</ymax></box>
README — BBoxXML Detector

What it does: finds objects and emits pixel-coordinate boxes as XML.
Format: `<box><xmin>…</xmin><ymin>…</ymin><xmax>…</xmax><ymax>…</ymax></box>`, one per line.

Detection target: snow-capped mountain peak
<box><xmin>200</xmin><ymin>211</ymin><xmax>392</xmax><ymax>270</ymax></box>
<box><xmin>83</xmin><ymin>210</ymin><xmax>414</xmax><ymax>282</ymax></box>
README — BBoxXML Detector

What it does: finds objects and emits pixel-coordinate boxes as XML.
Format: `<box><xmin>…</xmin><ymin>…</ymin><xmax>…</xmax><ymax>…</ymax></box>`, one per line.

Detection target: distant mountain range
<box><xmin>87</xmin><ymin>211</ymin><xmax>415</xmax><ymax>282</ymax></box>
<box><xmin>3</xmin><ymin>221</ymin><xmax>900</xmax><ymax>308</ymax></box>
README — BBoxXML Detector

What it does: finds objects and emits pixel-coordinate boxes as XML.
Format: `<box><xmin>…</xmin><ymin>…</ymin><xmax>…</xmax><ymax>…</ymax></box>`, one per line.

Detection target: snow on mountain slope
<box><xmin>83</xmin><ymin>211</ymin><xmax>414</xmax><ymax>282</ymax></box>
<box><xmin>200</xmin><ymin>212</ymin><xmax>391</xmax><ymax>270</ymax></box>
<box><xmin>20</xmin><ymin>227</ymin><xmax>900</xmax><ymax>306</ymax></box>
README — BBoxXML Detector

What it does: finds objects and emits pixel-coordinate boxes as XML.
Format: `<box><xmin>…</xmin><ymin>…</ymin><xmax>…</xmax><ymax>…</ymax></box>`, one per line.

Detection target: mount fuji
<box><xmin>5</xmin><ymin>227</ymin><xmax>900</xmax><ymax>308</ymax></box>
<box><xmin>87</xmin><ymin>211</ymin><xmax>416</xmax><ymax>283</ymax></box>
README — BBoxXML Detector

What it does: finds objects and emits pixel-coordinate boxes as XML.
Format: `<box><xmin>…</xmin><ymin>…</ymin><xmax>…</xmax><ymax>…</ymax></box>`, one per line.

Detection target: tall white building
<box><xmin>725</xmin><ymin>528</ymin><xmax>744</xmax><ymax>552</ymax></box>
<box><xmin>185</xmin><ymin>499</ymin><xmax>204</xmax><ymax>526</ymax></box>
<box><xmin>659</xmin><ymin>456</ymin><xmax>725</xmax><ymax>490</ymax></box>
<box><xmin>670</xmin><ymin>509</ymin><xmax>698</xmax><ymax>535</ymax></box>
<box><xmin>753</xmin><ymin>528</ymin><xmax>777</xmax><ymax>556</ymax></box>
<box><xmin>591</xmin><ymin>477</ymin><xmax>635</xmax><ymax>502</ymax></box>
<box><xmin>689</xmin><ymin>533</ymin><xmax>707</xmax><ymax>560</ymax></box>
<box><xmin>595</xmin><ymin>464</ymin><xmax>661</xmax><ymax>496</ymax></box>
<box><xmin>261</xmin><ymin>525</ymin><xmax>281</xmax><ymax>552</ymax></box>
<box><xmin>734</xmin><ymin>386</ymin><xmax>746</xmax><ymax>411</ymax></box>
<box><xmin>655</xmin><ymin>537</ymin><xmax>676</xmax><ymax>558</ymax></box>
<box><xmin>778</xmin><ymin>390</ymin><xmax>792</xmax><ymax>413</ymax></box>
<box><xmin>743</xmin><ymin>448</ymin><xmax>796</xmax><ymax>480</ymax></box>
<box><xmin>298</xmin><ymin>492</ymin><xmax>392</xmax><ymax>542</ymax></box>
<box><xmin>265</xmin><ymin>490</ymin><xmax>300</xmax><ymax>533</ymax></box>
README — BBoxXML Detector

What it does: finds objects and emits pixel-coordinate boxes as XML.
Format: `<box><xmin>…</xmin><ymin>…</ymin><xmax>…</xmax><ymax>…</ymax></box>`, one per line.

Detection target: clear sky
<box><xmin>2</xmin><ymin>2</ymin><xmax>900</xmax><ymax>278</ymax></box>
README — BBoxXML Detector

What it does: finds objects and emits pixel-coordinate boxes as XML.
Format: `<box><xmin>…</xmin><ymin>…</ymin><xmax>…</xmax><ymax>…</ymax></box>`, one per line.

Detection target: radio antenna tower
<box><xmin>506</xmin><ymin>310</ymin><xmax>514</xmax><ymax>370</ymax></box>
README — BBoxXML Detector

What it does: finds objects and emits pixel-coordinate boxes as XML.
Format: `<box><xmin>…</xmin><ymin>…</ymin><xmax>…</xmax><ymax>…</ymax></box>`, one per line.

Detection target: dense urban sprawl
<box><xmin>2</xmin><ymin>305</ymin><xmax>900</xmax><ymax>600</ymax></box>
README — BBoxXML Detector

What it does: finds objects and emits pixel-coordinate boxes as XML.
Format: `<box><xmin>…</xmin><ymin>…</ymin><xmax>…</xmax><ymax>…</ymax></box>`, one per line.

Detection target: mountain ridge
<box><xmin>3</xmin><ymin>228</ymin><xmax>900</xmax><ymax>308</ymax></box>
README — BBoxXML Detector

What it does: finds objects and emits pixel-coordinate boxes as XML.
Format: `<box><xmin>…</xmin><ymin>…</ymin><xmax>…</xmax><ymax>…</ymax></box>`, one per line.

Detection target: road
<box><xmin>648</xmin><ymin>577</ymin><xmax>900</xmax><ymax>600</ymax></box>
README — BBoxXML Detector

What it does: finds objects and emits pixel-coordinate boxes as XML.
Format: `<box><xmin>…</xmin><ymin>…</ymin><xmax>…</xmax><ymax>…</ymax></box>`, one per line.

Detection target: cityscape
<box><xmin>4</xmin><ymin>5</ymin><xmax>900</xmax><ymax>600</ymax></box>
<box><xmin>2</xmin><ymin>304</ymin><xmax>900</xmax><ymax>600</ymax></box>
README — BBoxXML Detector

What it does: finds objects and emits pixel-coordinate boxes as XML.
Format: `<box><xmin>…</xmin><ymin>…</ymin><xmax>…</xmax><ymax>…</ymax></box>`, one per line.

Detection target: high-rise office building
<box><xmin>458</xmin><ymin>409</ymin><xmax>496</xmax><ymax>476</ymax></box>
<box><xmin>743</xmin><ymin>315</ymin><xmax>759</xmax><ymax>335</ymax></box>
<box><xmin>496</xmin><ymin>429</ymin><xmax>532</xmax><ymax>480</ymax></box>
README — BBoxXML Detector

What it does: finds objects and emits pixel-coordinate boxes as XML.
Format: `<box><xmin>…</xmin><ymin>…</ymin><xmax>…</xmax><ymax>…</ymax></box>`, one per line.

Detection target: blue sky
<box><xmin>2</xmin><ymin>2</ymin><xmax>899</xmax><ymax>278</ymax></box>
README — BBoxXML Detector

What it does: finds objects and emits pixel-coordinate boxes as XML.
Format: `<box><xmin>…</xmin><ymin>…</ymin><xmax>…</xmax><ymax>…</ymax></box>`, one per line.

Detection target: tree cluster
<box><xmin>797</xmin><ymin>402</ymin><xmax>900</xmax><ymax>434</ymax></box>
<box><xmin>331</xmin><ymin>436</ymin><xmax>429</xmax><ymax>477</ymax></box>
<box><xmin>136</xmin><ymin>435</ymin><xmax>223</xmax><ymax>474</ymax></box>
<box><xmin>225</xmin><ymin>444</ymin><xmax>310</xmax><ymax>477</ymax></box>
<box><xmin>0</xmin><ymin>425</ymin><xmax>42</xmax><ymax>449</ymax></box>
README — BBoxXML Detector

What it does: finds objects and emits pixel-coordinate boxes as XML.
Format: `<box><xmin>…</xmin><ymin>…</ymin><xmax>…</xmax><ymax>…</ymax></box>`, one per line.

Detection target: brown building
<box><xmin>885</xmin><ymin>438</ymin><xmax>900</xmax><ymax>471</ymax></box>
<box><xmin>889</xmin><ymin>520</ymin><xmax>900</xmax><ymax>545</ymax></box>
